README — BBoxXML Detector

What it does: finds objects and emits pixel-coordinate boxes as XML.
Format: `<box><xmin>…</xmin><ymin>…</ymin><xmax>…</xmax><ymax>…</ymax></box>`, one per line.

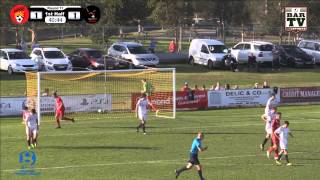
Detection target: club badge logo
<box><xmin>10</xmin><ymin>4</ymin><xmax>30</xmax><ymax>25</ymax></box>
<box><xmin>83</xmin><ymin>5</ymin><xmax>100</xmax><ymax>24</ymax></box>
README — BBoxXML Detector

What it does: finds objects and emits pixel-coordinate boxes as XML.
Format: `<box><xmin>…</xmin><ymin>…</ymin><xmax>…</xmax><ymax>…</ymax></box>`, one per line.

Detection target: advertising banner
<box><xmin>208</xmin><ymin>88</ymin><xmax>279</xmax><ymax>108</ymax></box>
<box><xmin>0</xmin><ymin>94</ymin><xmax>112</xmax><ymax>116</ymax></box>
<box><xmin>280</xmin><ymin>87</ymin><xmax>320</xmax><ymax>103</ymax></box>
<box><xmin>131</xmin><ymin>91</ymin><xmax>207</xmax><ymax>110</ymax></box>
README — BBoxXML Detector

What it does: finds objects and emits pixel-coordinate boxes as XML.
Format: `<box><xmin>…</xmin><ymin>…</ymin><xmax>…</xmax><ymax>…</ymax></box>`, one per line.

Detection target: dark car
<box><xmin>273</xmin><ymin>45</ymin><xmax>315</xmax><ymax>67</ymax></box>
<box><xmin>68</xmin><ymin>48</ymin><xmax>105</xmax><ymax>70</ymax></box>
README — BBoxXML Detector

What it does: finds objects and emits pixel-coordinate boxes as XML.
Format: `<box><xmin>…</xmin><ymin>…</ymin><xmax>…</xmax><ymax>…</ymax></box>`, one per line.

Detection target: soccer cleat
<box><xmin>175</xmin><ymin>170</ymin><xmax>179</xmax><ymax>179</ymax></box>
<box><xmin>275</xmin><ymin>160</ymin><xmax>282</xmax><ymax>165</ymax></box>
<box><xmin>143</xmin><ymin>132</ymin><xmax>147</xmax><ymax>135</ymax></box>
<box><xmin>267</xmin><ymin>151</ymin><xmax>270</xmax><ymax>159</ymax></box>
<box><xmin>34</xmin><ymin>143</ymin><xmax>37</xmax><ymax>148</ymax></box>
<box><xmin>55</xmin><ymin>126</ymin><xmax>61</xmax><ymax>129</ymax></box>
<box><xmin>286</xmin><ymin>163</ymin><xmax>292</xmax><ymax>166</ymax></box>
<box><xmin>30</xmin><ymin>144</ymin><xmax>35</xmax><ymax>149</ymax></box>
<box><xmin>27</xmin><ymin>146</ymin><xmax>31</xmax><ymax>150</ymax></box>
<box><xmin>156</xmin><ymin>110</ymin><xmax>159</xmax><ymax>116</ymax></box>
<box><xmin>72</xmin><ymin>118</ymin><xmax>75</xmax><ymax>123</ymax></box>
<box><xmin>136</xmin><ymin>128</ymin><xmax>139</xmax><ymax>133</ymax></box>
<box><xmin>260</xmin><ymin>144</ymin><xmax>264</xmax><ymax>151</ymax></box>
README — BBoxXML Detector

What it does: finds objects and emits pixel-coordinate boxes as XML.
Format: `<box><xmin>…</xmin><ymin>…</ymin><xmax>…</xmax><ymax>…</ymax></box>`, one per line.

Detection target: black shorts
<box><xmin>188</xmin><ymin>153</ymin><xmax>200</xmax><ymax>165</ymax></box>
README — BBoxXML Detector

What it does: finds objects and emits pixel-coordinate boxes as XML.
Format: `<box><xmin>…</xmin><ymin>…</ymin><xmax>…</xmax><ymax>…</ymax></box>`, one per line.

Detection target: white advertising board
<box><xmin>0</xmin><ymin>94</ymin><xmax>112</xmax><ymax>116</ymax></box>
<box><xmin>208</xmin><ymin>89</ymin><xmax>280</xmax><ymax>108</ymax></box>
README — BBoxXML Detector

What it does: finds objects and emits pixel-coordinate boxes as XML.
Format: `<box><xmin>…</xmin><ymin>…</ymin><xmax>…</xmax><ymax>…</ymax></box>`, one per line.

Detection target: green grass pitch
<box><xmin>1</xmin><ymin>105</ymin><xmax>320</xmax><ymax>180</ymax></box>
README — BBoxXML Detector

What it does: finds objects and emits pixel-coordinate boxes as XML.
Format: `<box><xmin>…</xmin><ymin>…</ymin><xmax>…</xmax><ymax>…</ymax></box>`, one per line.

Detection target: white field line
<box><xmin>0</xmin><ymin>112</ymin><xmax>320</xmax><ymax>128</ymax></box>
<box><xmin>0</xmin><ymin>152</ymin><xmax>306</xmax><ymax>172</ymax></box>
<box><xmin>2</xmin><ymin>119</ymin><xmax>320</xmax><ymax>140</ymax></box>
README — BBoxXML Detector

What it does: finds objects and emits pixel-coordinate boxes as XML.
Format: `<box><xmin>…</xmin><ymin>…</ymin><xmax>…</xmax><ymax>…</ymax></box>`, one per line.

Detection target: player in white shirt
<box><xmin>135</xmin><ymin>93</ymin><xmax>150</xmax><ymax>134</ymax></box>
<box><xmin>274</xmin><ymin>121</ymin><xmax>294</xmax><ymax>166</ymax></box>
<box><xmin>260</xmin><ymin>107</ymin><xmax>276</xmax><ymax>150</ymax></box>
<box><xmin>25</xmin><ymin>109</ymin><xmax>39</xmax><ymax>149</ymax></box>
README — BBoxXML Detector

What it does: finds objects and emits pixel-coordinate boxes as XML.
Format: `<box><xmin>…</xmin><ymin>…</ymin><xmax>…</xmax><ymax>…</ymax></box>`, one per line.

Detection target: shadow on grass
<box><xmin>90</xmin><ymin>126</ymin><xmax>161</xmax><ymax>129</ymax></box>
<box><xmin>42</xmin><ymin>145</ymin><xmax>160</xmax><ymax>150</ymax></box>
<box><xmin>153</xmin><ymin>132</ymin><xmax>261</xmax><ymax>135</ymax></box>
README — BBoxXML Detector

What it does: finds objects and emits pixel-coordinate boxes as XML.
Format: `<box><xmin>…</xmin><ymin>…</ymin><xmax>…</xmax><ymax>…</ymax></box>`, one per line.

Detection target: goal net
<box><xmin>25</xmin><ymin>68</ymin><xmax>176</xmax><ymax>124</ymax></box>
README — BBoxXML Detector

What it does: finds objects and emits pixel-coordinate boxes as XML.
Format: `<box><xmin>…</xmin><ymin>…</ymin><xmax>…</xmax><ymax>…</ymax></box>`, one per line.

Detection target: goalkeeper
<box><xmin>141</xmin><ymin>79</ymin><xmax>158</xmax><ymax>113</ymax></box>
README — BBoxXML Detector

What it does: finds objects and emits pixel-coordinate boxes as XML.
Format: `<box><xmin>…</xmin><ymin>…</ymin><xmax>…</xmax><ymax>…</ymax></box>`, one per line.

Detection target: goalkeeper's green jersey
<box><xmin>143</xmin><ymin>81</ymin><xmax>153</xmax><ymax>96</ymax></box>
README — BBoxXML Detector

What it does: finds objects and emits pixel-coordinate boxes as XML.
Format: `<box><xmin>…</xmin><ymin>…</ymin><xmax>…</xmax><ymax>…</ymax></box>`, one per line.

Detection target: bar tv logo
<box><xmin>284</xmin><ymin>6</ymin><xmax>307</xmax><ymax>32</ymax></box>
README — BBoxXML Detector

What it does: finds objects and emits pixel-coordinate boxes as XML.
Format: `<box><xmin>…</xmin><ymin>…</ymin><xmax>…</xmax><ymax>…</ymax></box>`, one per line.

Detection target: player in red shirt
<box><xmin>53</xmin><ymin>91</ymin><xmax>75</xmax><ymax>128</ymax></box>
<box><xmin>267</xmin><ymin>112</ymin><xmax>281</xmax><ymax>159</ymax></box>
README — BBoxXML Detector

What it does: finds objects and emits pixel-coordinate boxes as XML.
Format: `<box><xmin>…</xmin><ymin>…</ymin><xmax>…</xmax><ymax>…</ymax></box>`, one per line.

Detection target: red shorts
<box><xmin>55</xmin><ymin>109</ymin><xmax>64</xmax><ymax>118</ymax></box>
<box><xmin>271</xmin><ymin>134</ymin><xmax>279</xmax><ymax>145</ymax></box>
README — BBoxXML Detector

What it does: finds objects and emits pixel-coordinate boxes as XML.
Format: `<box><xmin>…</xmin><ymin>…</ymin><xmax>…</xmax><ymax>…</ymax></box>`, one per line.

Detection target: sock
<box><xmin>285</xmin><ymin>155</ymin><xmax>289</xmax><ymax>163</ymax></box>
<box><xmin>262</xmin><ymin>138</ymin><xmax>268</xmax><ymax>146</ymax></box>
<box><xmin>142</xmin><ymin>124</ymin><xmax>145</xmax><ymax>132</ymax></box>
<box><xmin>198</xmin><ymin>170</ymin><xmax>205</xmax><ymax>180</ymax></box>
<box><xmin>27</xmin><ymin>139</ymin><xmax>30</xmax><ymax>146</ymax></box>
<box><xmin>277</xmin><ymin>153</ymin><xmax>283</xmax><ymax>161</ymax></box>
<box><xmin>177</xmin><ymin>166</ymin><xmax>188</xmax><ymax>174</ymax></box>
<box><xmin>136</xmin><ymin>123</ymin><xmax>141</xmax><ymax>130</ymax></box>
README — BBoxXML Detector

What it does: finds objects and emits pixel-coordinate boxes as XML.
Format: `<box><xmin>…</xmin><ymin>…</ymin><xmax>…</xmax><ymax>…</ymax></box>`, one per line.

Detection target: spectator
<box><xmin>254</xmin><ymin>82</ymin><xmax>260</xmax><ymax>89</ymax></box>
<box><xmin>201</xmin><ymin>85</ymin><xmax>206</xmax><ymax>91</ymax></box>
<box><xmin>42</xmin><ymin>88</ymin><xmax>50</xmax><ymax>96</ymax></box>
<box><xmin>263</xmin><ymin>81</ymin><xmax>270</xmax><ymax>88</ymax></box>
<box><xmin>20</xmin><ymin>39</ymin><xmax>27</xmax><ymax>53</ymax></box>
<box><xmin>233</xmin><ymin>85</ymin><xmax>239</xmax><ymax>89</ymax></box>
<box><xmin>193</xmin><ymin>85</ymin><xmax>199</xmax><ymax>91</ymax></box>
<box><xmin>224</xmin><ymin>84</ymin><xmax>230</xmax><ymax>90</ymax></box>
<box><xmin>248</xmin><ymin>53</ymin><xmax>259</xmax><ymax>71</ymax></box>
<box><xmin>214</xmin><ymin>82</ymin><xmax>224</xmax><ymax>91</ymax></box>
<box><xmin>149</xmin><ymin>38</ymin><xmax>157</xmax><ymax>53</ymax></box>
<box><xmin>210</xmin><ymin>84</ymin><xmax>215</xmax><ymax>90</ymax></box>
<box><xmin>168</xmin><ymin>40</ymin><xmax>176</xmax><ymax>53</ymax></box>
<box><xmin>181</xmin><ymin>82</ymin><xmax>191</xmax><ymax>92</ymax></box>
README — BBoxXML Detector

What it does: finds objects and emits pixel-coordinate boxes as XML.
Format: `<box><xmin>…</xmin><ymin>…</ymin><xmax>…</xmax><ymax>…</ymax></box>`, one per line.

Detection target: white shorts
<box><xmin>26</xmin><ymin>126</ymin><xmax>38</xmax><ymax>137</ymax></box>
<box><xmin>265</xmin><ymin>127</ymin><xmax>272</xmax><ymax>134</ymax></box>
<box><xmin>280</xmin><ymin>141</ymin><xmax>288</xmax><ymax>150</ymax></box>
<box><xmin>138</xmin><ymin>113</ymin><xmax>147</xmax><ymax>121</ymax></box>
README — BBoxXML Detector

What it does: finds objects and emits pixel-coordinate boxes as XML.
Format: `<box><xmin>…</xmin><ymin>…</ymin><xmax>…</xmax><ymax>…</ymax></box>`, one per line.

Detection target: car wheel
<box><xmin>189</xmin><ymin>57</ymin><xmax>195</xmax><ymax>66</ymax></box>
<box><xmin>207</xmin><ymin>60</ymin><xmax>214</xmax><ymax>70</ymax></box>
<box><xmin>7</xmin><ymin>66</ymin><xmax>13</xmax><ymax>75</ymax></box>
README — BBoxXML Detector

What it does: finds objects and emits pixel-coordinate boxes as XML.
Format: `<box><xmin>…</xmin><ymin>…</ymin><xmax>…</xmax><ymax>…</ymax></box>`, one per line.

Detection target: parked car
<box><xmin>273</xmin><ymin>45</ymin><xmax>315</xmax><ymax>67</ymax></box>
<box><xmin>230</xmin><ymin>41</ymin><xmax>274</xmax><ymax>64</ymax></box>
<box><xmin>107</xmin><ymin>42</ymin><xmax>159</xmax><ymax>68</ymax></box>
<box><xmin>297</xmin><ymin>40</ymin><xmax>320</xmax><ymax>65</ymax></box>
<box><xmin>67</xmin><ymin>48</ymin><xmax>103</xmax><ymax>69</ymax></box>
<box><xmin>30</xmin><ymin>47</ymin><xmax>72</xmax><ymax>71</ymax></box>
<box><xmin>188</xmin><ymin>39</ymin><xmax>228</xmax><ymax>69</ymax></box>
<box><xmin>0</xmin><ymin>48</ymin><xmax>38</xmax><ymax>74</ymax></box>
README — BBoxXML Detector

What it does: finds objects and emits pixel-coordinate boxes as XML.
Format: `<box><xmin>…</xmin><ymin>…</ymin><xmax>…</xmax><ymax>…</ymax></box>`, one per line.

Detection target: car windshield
<box><xmin>44</xmin><ymin>51</ymin><xmax>65</xmax><ymax>59</ymax></box>
<box><xmin>207</xmin><ymin>45</ymin><xmax>228</xmax><ymax>53</ymax></box>
<box><xmin>86</xmin><ymin>50</ymin><xmax>103</xmax><ymax>58</ymax></box>
<box><xmin>8</xmin><ymin>51</ymin><xmax>29</xmax><ymax>59</ymax></box>
<box><xmin>283</xmin><ymin>46</ymin><xmax>305</xmax><ymax>55</ymax></box>
<box><xmin>259</xmin><ymin>44</ymin><xmax>273</xmax><ymax>51</ymax></box>
<box><xmin>127</xmin><ymin>45</ymin><xmax>147</xmax><ymax>54</ymax></box>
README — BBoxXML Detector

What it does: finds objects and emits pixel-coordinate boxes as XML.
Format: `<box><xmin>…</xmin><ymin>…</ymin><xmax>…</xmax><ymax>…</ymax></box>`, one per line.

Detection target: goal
<box><xmin>25</xmin><ymin>68</ymin><xmax>176</xmax><ymax>124</ymax></box>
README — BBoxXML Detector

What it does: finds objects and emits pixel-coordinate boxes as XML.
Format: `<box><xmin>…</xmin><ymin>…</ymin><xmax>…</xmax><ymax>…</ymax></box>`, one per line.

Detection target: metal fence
<box><xmin>1</xmin><ymin>24</ymin><xmax>320</xmax><ymax>51</ymax></box>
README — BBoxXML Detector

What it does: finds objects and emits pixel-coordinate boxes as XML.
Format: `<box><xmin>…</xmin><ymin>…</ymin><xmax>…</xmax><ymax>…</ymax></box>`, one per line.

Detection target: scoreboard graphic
<box><xmin>10</xmin><ymin>5</ymin><xmax>100</xmax><ymax>24</ymax></box>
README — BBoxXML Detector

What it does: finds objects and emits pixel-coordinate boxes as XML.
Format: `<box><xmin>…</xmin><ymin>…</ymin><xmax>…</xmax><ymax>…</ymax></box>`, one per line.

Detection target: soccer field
<box><xmin>1</xmin><ymin>105</ymin><xmax>320</xmax><ymax>180</ymax></box>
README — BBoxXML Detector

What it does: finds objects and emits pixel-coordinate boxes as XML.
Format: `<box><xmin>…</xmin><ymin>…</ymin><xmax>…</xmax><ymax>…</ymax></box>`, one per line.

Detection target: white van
<box><xmin>188</xmin><ymin>39</ymin><xmax>228</xmax><ymax>69</ymax></box>
<box><xmin>297</xmin><ymin>40</ymin><xmax>320</xmax><ymax>64</ymax></box>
